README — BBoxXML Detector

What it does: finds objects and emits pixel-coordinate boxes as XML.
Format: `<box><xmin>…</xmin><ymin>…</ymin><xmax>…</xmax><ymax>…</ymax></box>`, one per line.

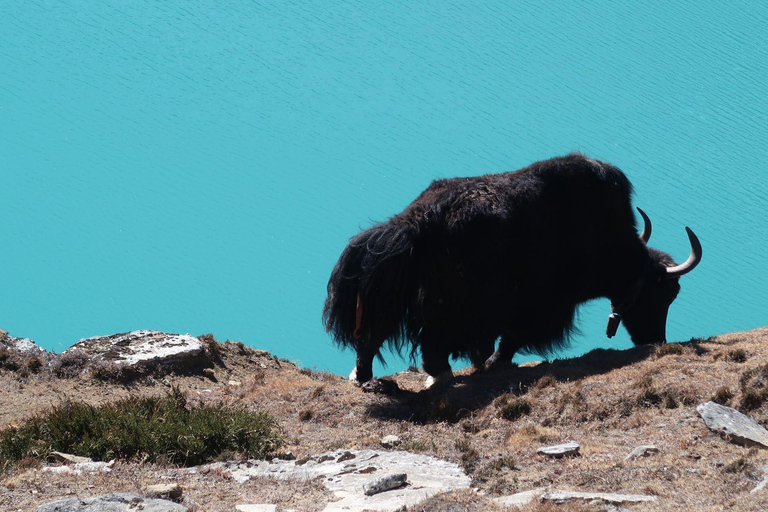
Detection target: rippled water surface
<box><xmin>2</xmin><ymin>1</ymin><xmax>766</xmax><ymax>375</ymax></box>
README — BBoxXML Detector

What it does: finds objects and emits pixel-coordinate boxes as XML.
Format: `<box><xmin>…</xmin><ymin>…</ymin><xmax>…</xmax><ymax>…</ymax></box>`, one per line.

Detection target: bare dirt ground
<box><xmin>3</xmin><ymin>327</ymin><xmax>768</xmax><ymax>511</ymax></box>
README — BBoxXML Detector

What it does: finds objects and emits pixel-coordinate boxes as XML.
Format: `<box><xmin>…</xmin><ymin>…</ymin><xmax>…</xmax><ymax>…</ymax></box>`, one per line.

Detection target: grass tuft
<box><xmin>0</xmin><ymin>387</ymin><xmax>281</xmax><ymax>473</ymax></box>
<box><xmin>655</xmin><ymin>343</ymin><xmax>684</xmax><ymax>358</ymax></box>
<box><xmin>497</xmin><ymin>396</ymin><xmax>532</xmax><ymax>421</ymax></box>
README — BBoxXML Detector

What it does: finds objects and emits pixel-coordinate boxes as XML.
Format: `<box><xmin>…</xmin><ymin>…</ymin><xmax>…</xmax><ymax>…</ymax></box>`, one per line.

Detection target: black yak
<box><xmin>323</xmin><ymin>154</ymin><xmax>702</xmax><ymax>388</ymax></box>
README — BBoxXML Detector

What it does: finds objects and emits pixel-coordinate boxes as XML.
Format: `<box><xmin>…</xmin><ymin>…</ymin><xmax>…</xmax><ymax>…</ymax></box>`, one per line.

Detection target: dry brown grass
<box><xmin>3</xmin><ymin>330</ymin><xmax>768</xmax><ymax>510</ymax></box>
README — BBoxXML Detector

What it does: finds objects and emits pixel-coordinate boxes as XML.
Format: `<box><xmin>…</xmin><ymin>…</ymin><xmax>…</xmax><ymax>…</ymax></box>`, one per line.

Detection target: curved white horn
<box><xmin>665</xmin><ymin>227</ymin><xmax>703</xmax><ymax>277</ymax></box>
<box><xmin>637</xmin><ymin>207</ymin><xmax>652</xmax><ymax>244</ymax></box>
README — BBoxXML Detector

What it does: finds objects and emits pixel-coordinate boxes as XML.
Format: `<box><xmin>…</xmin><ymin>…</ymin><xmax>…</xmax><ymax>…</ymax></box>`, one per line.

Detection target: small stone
<box><xmin>363</xmin><ymin>473</ymin><xmax>408</xmax><ymax>495</ymax></box>
<box><xmin>274</xmin><ymin>450</ymin><xmax>296</xmax><ymax>461</ymax></box>
<box><xmin>229</xmin><ymin>380</ymin><xmax>242</xmax><ymax>386</ymax></box>
<box><xmin>381</xmin><ymin>435</ymin><xmax>402</xmax><ymax>449</ymax></box>
<box><xmin>146</xmin><ymin>483</ymin><xmax>183</xmax><ymax>500</ymax></box>
<box><xmin>697</xmin><ymin>401</ymin><xmax>768</xmax><ymax>448</ymax></box>
<box><xmin>50</xmin><ymin>451</ymin><xmax>93</xmax><ymax>464</ymax></box>
<box><xmin>361</xmin><ymin>378</ymin><xmax>400</xmax><ymax>394</ymax></box>
<box><xmin>536</xmin><ymin>442</ymin><xmax>580</xmax><ymax>458</ymax></box>
<box><xmin>624</xmin><ymin>445</ymin><xmax>659</xmax><ymax>461</ymax></box>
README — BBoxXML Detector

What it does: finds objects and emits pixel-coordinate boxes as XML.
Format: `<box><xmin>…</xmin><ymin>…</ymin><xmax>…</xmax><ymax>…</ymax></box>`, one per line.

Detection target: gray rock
<box><xmin>540</xmin><ymin>491</ymin><xmax>657</xmax><ymax>504</ymax></box>
<box><xmin>536</xmin><ymin>442</ymin><xmax>580</xmax><ymax>457</ymax></box>
<box><xmin>206</xmin><ymin>449</ymin><xmax>470</xmax><ymax>512</ymax></box>
<box><xmin>363</xmin><ymin>473</ymin><xmax>408</xmax><ymax>495</ymax></box>
<box><xmin>697</xmin><ymin>401</ymin><xmax>768</xmax><ymax>448</ymax></box>
<box><xmin>381</xmin><ymin>435</ymin><xmax>401</xmax><ymax>449</ymax></box>
<box><xmin>66</xmin><ymin>330</ymin><xmax>203</xmax><ymax>369</ymax></box>
<box><xmin>624</xmin><ymin>445</ymin><xmax>659</xmax><ymax>461</ymax></box>
<box><xmin>145</xmin><ymin>483</ymin><xmax>183</xmax><ymax>500</ymax></box>
<box><xmin>36</xmin><ymin>492</ymin><xmax>187</xmax><ymax>512</ymax></box>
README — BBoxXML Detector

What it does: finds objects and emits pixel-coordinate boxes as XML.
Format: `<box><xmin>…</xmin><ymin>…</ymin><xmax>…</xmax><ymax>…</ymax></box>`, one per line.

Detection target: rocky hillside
<box><xmin>2</xmin><ymin>327</ymin><xmax>768</xmax><ymax>511</ymax></box>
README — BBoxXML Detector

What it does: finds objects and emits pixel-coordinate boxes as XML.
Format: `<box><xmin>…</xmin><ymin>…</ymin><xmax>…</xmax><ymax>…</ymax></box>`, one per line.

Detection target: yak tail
<box><xmin>323</xmin><ymin>219</ymin><xmax>417</xmax><ymax>357</ymax></box>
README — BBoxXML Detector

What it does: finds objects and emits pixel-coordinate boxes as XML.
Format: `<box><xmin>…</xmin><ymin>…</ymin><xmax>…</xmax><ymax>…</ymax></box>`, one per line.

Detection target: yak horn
<box><xmin>637</xmin><ymin>207</ymin><xmax>652</xmax><ymax>244</ymax></box>
<box><xmin>665</xmin><ymin>227</ymin><xmax>703</xmax><ymax>277</ymax></box>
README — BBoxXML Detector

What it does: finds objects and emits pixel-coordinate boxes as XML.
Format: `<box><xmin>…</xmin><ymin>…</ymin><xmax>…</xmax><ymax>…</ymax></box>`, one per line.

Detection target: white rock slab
<box><xmin>494</xmin><ymin>488</ymin><xmax>546</xmax><ymax>507</ymax></box>
<box><xmin>42</xmin><ymin>460</ymin><xmax>114</xmax><ymax>475</ymax></box>
<box><xmin>36</xmin><ymin>492</ymin><xmax>187</xmax><ymax>512</ymax></box>
<box><xmin>536</xmin><ymin>442</ymin><xmax>580</xmax><ymax>457</ymax></box>
<box><xmin>540</xmin><ymin>491</ymin><xmax>657</xmax><ymax>504</ymax></box>
<box><xmin>697</xmin><ymin>401</ymin><xmax>768</xmax><ymax>448</ymax></box>
<box><xmin>66</xmin><ymin>330</ymin><xmax>203</xmax><ymax>367</ymax></box>
<box><xmin>207</xmin><ymin>450</ymin><xmax>470</xmax><ymax>512</ymax></box>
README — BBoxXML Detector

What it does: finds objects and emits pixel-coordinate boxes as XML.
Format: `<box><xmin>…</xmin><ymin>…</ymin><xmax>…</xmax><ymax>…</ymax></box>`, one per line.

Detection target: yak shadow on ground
<box><xmin>366</xmin><ymin>339</ymin><xmax>710</xmax><ymax>423</ymax></box>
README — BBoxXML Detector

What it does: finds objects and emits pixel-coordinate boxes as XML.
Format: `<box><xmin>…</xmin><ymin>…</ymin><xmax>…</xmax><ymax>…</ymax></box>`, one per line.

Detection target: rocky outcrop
<box><xmin>65</xmin><ymin>331</ymin><xmax>204</xmax><ymax>367</ymax></box>
<box><xmin>0</xmin><ymin>332</ymin><xmax>45</xmax><ymax>354</ymax></box>
<box><xmin>37</xmin><ymin>492</ymin><xmax>187</xmax><ymax>512</ymax></box>
<box><xmin>206</xmin><ymin>449</ymin><xmax>471</xmax><ymax>512</ymax></box>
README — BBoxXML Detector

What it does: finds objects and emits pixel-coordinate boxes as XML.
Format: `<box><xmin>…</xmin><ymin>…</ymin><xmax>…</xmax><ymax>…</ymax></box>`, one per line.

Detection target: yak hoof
<box><xmin>424</xmin><ymin>371</ymin><xmax>455</xmax><ymax>390</ymax></box>
<box><xmin>349</xmin><ymin>367</ymin><xmax>361</xmax><ymax>386</ymax></box>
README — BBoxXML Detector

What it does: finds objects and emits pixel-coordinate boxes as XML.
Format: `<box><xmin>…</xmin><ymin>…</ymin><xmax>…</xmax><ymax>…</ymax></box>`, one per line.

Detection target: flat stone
<box><xmin>540</xmin><ymin>491</ymin><xmax>657</xmax><ymax>504</ymax></box>
<box><xmin>697</xmin><ymin>401</ymin><xmax>768</xmax><ymax>448</ymax></box>
<box><xmin>206</xmin><ymin>449</ymin><xmax>470</xmax><ymax>512</ymax></box>
<box><xmin>235</xmin><ymin>506</ymin><xmax>277</xmax><ymax>512</ymax></box>
<box><xmin>66</xmin><ymin>330</ymin><xmax>203</xmax><ymax>368</ymax></box>
<box><xmin>494</xmin><ymin>488</ymin><xmax>546</xmax><ymax>507</ymax></box>
<box><xmin>146</xmin><ymin>483</ymin><xmax>183</xmax><ymax>500</ymax></box>
<box><xmin>624</xmin><ymin>445</ymin><xmax>659</xmax><ymax>461</ymax></box>
<box><xmin>36</xmin><ymin>492</ymin><xmax>187</xmax><ymax>512</ymax></box>
<box><xmin>50</xmin><ymin>451</ymin><xmax>93</xmax><ymax>464</ymax></box>
<box><xmin>363</xmin><ymin>473</ymin><xmax>407</xmax><ymax>495</ymax></box>
<box><xmin>536</xmin><ymin>442</ymin><xmax>580</xmax><ymax>457</ymax></box>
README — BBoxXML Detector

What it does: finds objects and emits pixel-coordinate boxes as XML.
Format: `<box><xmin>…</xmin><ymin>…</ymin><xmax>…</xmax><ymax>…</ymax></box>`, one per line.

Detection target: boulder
<box><xmin>697</xmin><ymin>401</ymin><xmax>768</xmax><ymax>448</ymax></box>
<box><xmin>64</xmin><ymin>330</ymin><xmax>204</xmax><ymax>370</ymax></box>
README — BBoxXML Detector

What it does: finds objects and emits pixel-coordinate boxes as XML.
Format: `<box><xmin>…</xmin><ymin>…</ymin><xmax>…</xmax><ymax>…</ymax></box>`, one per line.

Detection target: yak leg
<box><xmin>349</xmin><ymin>339</ymin><xmax>382</xmax><ymax>385</ymax></box>
<box><xmin>470</xmin><ymin>337</ymin><xmax>497</xmax><ymax>372</ymax></box>
<box><xmin>421</xmin><ymin>341</ymin><xmax>454</xmax><ymax>389</ymax></box>
<box><xmin>485</xmin><ymin>334</ymin><xmax>520</xmax><ymax>370</ymax></box>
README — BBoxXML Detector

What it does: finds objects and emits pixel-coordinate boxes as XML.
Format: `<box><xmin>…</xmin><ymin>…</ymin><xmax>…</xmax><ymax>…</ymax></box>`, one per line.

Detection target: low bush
<box><xmin>0</xmin><ymin>388</ymin><xmax>282</xmax><ymax>473</ymax></box>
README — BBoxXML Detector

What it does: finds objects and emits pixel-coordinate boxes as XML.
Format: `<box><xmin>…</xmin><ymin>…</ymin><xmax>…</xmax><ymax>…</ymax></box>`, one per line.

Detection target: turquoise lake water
<box><xmin>2</xmin><ymin>2</ymin><xmax>767</xmax><ymax>376</ymax></box>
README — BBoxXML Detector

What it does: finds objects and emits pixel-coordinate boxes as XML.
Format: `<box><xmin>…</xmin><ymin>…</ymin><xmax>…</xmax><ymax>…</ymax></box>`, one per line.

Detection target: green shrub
<box><xmin>0</xmin><ymin>388</ymin><xmax>281</xmax><ymax>473</ymax></box>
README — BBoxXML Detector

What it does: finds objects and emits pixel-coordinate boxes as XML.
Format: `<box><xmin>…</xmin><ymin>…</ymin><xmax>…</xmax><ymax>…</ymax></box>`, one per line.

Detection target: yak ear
<box><xmin>636</xmin><ymin>207</ymin><xmax>652</xmax><ymax>244</ymax></box>
<box><xmin>665</xmin><ymin>227</ymin><xmax>702</xmax><ymax>277</ymax></box>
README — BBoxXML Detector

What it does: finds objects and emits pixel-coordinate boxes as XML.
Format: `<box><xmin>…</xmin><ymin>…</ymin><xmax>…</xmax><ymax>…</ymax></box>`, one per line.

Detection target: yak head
<box><xmin>615</xmin><ymin>209</ymin><xmax>702</xmax><ymax>345</ymax></box>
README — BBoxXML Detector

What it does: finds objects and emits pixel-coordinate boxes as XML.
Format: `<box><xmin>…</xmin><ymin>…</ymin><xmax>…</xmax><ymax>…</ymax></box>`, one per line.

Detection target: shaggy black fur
<box><xmin>324</xmin><ymin>154</ymin><xmax>692</xmax><ymax>383</ymax></box>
